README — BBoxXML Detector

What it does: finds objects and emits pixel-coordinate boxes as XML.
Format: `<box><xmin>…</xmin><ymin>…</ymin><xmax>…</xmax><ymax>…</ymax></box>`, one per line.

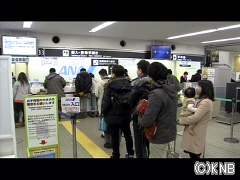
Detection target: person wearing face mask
<box><xmin>178</xmin><ymin>80</ymin><xmax>214</xmax><ymax>158</ymax></box>
<box><xmin>180</xmin><ymin>71</ymin><xmax>188</xmax><ymax>83</ymax></box>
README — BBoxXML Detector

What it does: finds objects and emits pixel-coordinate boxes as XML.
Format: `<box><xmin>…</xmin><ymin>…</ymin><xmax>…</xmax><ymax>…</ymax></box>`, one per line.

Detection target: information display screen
<box><xmin>151</xmin><ymin>45</ymin><xmax>171</xmax><ymax>60</ymax></box>
<box><xmin>2</xmin><ymin>36</ymin><xmax>37</xmax><ymax>56</ymax></box>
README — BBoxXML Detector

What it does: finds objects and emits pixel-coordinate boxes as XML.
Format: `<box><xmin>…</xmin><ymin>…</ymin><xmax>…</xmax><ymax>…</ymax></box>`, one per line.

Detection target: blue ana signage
<box><xmin>59</xmin><ymin>66</ymin><xmax>83</xmax><ymax>76</ymax></box>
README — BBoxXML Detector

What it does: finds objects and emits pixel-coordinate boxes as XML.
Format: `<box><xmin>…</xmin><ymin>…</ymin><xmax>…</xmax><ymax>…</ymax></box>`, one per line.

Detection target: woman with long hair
<box><xmin>13</xmin><ymin>72</ymin><xmax>30</xmax><ymax>128</ymax></box>
<box><xmin>179</xmin><ymin>80</ymin><xmax>214</xmax><ymax>158</ymax></box>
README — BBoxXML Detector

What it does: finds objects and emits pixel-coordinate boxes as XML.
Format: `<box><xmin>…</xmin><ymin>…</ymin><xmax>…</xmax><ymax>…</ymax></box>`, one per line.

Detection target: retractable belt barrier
<box><xmin>59</xmin><ymin>111</ymin><xmax>80</xmax><ymax>158</ymax></box>
<box><xmin>214</xmin><ymin>98</ymin><xmax>239</xmax><ymax>143</ymax></box>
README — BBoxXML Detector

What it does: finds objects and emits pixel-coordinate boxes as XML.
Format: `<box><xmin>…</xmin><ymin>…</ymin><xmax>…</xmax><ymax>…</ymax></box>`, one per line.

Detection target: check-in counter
<box><xmin>64</xmin><ymin>85</ymin><xmax>75</xmax><ymax>97</ymax></box>
<box><xmin>30</xmin><ymin>82</ymin><xmax>45</xmax><ymax>94</ymax></box>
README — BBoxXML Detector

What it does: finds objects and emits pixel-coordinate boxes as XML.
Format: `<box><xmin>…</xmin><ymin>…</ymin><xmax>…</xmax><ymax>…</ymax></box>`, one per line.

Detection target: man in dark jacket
<box><xmin>190</xmin><ymin>69</ymin><xmax>202</xmax><ymax>82</ymax></box>
<box><xmin>75</xmin><ymin>68</ymin><xmax>92</xmax><ymax>119</ymax></box>
<box><xmin>167</xmin><ymin>69</ymin><xmax>181</xmax><ymax>93</ymax></box>
<box><xmin>43</xmin><ymin>68</ymin><xmax>66</xmax><ymax>121</ymax></box>
<box><xmin>139</xmin><ymin>62</ymin><xmax>177</xmax><ymax>158</ymax></box>
<box><xmin>130</xmin><ymin>60</ymin><xmax>151</xmax><ymax>158</ymax></box>
<box><xmin>101</xmin><ymin>65</ymin><xmax>134</xmax><ymax>158</ymax></box>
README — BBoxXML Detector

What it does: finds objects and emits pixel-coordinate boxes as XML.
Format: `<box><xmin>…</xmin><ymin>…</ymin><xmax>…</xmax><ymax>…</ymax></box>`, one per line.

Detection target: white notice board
<box><xmin>24</xmin><ymin>95</ymin><xmax>59</xmax><ymax>149</ymax></box>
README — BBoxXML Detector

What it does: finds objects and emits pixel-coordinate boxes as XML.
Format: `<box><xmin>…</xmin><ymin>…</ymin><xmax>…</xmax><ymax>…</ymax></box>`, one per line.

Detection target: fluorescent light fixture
<box><xmin>217</xmin><ymin>24</ymin><xmax>240</xmax><ymax>31</ymax></box>
<box><xmin>167</xmin><ymin>29</ymin><xmax>217</xmax><ymax>39</ymax></box>
<box><xmin>201</xmin><ymin>37</ymin><xmax>240</xmax><ymax>43</ymax></box>
<box><xmin>167</xmin><ymin>23</ymin><xmax>240</xmax><ymax>39</ymax></box>
<box><xmin>23</xmin><ymin>21</ymin><xmax>32</xmax><ymax>28</ymax></box>
<box><xmin>89</xmin><ymin>21</ymin><xmax>116</xmax><ymax>32</ymax></box>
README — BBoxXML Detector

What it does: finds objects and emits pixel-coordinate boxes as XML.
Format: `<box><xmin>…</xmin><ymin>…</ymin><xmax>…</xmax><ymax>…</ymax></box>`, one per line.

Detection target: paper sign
<box><xmin>61</xmin><ymin>97</ymin><xmax>80</xmax><ymax>113</ymax></box>
<box><xmin>24</xmin><ymin>95</ymin><xmax>59</xmax><ymax>149</ymax></box>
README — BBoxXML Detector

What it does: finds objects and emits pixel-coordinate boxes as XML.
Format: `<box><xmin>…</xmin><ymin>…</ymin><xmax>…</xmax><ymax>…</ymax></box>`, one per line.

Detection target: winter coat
<box><xmin>95</xmin><ymin>76</ymin><xmax>110</xmax><ymax>114</ymax></box>
<box><xmin>43</xmin><ymin>72</ymin><xmax>66</xmax><ymax>99</ymax></box>
<box><xmin>180</xmin><ymin>97</ymin><xmax>196</xmax><ymax>117</ymax></box>
<box><xmin>75</xmin><ymin>71</ymin><xmax>92</xmax><ymax>94</ymax></box>
<box><xmin>139</xmin><ymin>80</ymin><xmax>177</xmax><ymax>144</ymax></box>
<box><xmin>180</xmin><ymin>75</ymin><xmax>187</xmax><ymax>83</ymax></box>
<box><xmin>101</xmin><ymin>76</ymin><xmax>132</xmax><ymax>124</ymax></box>
<box><xmin>130</xmin><ymin>76</ymin><xmax>151</xmax><ymax>116</ymax></box>
<box><xmin>179</xmin><ymin>98</ymin><xmax>213</xmax><ymax>154</ymax></box>
<box><xmin>13</xmin><ymin>81</ymin><xmax>30</xmax><ymax>101</ymax></box>
<box><xmin>91</xmin><ymin>78</ymin><xmax>98</xmax><ymax>94</ymax></box>
<box><xmin>190</xmin><ymin>73</ymin><xmax>201</xmax><ymax>82</ymax></box>
<box><xmin>167</xmin><ymin>74</ymin><xmax>181</xmax><ymax>93</ymax></box>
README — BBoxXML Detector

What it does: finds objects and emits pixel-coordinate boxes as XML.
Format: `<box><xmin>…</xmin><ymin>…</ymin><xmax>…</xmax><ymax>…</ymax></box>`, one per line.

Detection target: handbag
<box><xmin>144</xmin><ymin>121</ymin><xmax>157</xmax><ymax>140</ymax></box>
<box><xmin>98</xmin><ymin>117</ymin><xmax>108</xmax><ymax>132</ymax></box>
<box><xmin>136</xmin><ymin>99</ymin><xmax>148</xmax><ymax>116</ymax></box>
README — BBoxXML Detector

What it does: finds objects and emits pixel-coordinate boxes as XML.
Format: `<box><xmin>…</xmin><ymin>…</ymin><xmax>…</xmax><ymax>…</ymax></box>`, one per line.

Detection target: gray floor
<box><xmin>15</xmin><ymin>107</ymin><xmax>240</xmax><ymax>158</ymax></box>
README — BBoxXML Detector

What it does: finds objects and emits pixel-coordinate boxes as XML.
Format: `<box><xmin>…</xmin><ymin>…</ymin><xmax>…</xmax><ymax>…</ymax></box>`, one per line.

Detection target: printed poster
<box><xmin>24</xmin><ymin>95</ymin><xmax>59</xmax><ymax>149</ymax></box>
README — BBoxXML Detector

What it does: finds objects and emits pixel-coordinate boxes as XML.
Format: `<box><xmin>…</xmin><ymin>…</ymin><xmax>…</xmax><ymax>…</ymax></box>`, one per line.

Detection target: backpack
<box><xmin>111</xmin><ymin>87</ymin><xmax>132</xmax><ymax>115</ymax></box>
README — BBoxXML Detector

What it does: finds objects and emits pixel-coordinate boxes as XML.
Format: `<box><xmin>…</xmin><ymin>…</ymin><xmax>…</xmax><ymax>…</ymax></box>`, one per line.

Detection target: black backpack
<box><xmin>111</xmin><ymin>87</ymin><xmax>132</xmax><ymax>115</ymax></box>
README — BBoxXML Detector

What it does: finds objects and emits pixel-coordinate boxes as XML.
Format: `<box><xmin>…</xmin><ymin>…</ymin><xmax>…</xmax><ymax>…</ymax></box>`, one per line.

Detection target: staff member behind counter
<box><xmin>43</xmin><ymin>68</ymin><xmax>66</xmax><ymax>121</ymax></box>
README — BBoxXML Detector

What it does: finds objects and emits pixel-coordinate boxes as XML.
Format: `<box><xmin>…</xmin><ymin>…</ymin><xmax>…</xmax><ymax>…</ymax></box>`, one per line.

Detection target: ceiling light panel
<box><xmin>167</xmin><ymin>29</ymin><xmax>217</xmax><ymax>39</ymax></box>
<box><xmin>89</xmin><ymin>21</ymin><xmax>116</xmax><ymax>32</ymax></box>
<box><xmin>167</xmin><ymin>23</ymin><xmax>240</xmax><ymax>40</ymax></box>
<box><xmin>23</xmin><ymin>21</ymin><xmax>32</xmax><ymax>28</ymax></box>
<box><xmin>201</xmin><ymin>37</ymin><xmax>240</xmax><ymax>43</ymax></box>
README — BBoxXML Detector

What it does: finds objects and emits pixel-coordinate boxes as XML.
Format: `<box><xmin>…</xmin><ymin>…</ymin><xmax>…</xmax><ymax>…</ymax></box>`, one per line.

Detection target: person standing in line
<box><xmin>180</xmin><ymin>71</ymin><xmax>188</xmax><ymax>83</ymax></box>
<box><xmin>101</xmin><ymin>65</ymin><xmax>134</xmax><ymax>158</ymax></box>
<box><xmin>139</xmin><ymin>62</ymin><xmax>177</xmax><ymax>158</ymax></box>
<box><xmin>89</xmin><ymin>73</ymin><xmax>98</xmax><ymax>118</ymax></box>
<box><xmin>190</xmin><ymin>69</ymin><xmax>202</xmax><ymax>82</ymax></box>
<box><xmin>167</xmin><ymin>69</ymin><xmax>181</xmax><ymax>93</ymax></box>
<box><xmin>95</xmin><ymin>69</ymin><xmax>112</xmax><ymax>148</ymax></box>
<box><xmin>12</xmin><ymin>72</ymin><xmax>16</xmax><ymax>87</ymax></box>
<box><xmin>13</xmin><ymin>72</ymin><xmax>31</xmax><ymax>128</ymax></box>
<box><xmin>75</xmin><ymin>68</ymin><xmax>92</xmax><ymax>119</ymax></box>
<box><xmin>124</xmin><ymin>68</ymin><xmax>131</xmax><ymax>81</ymax></box>
<box><xmin>130</xmin><ymin>60</ymin><xmax>151</xmax><ymax>158</ymax></box>
<box><xmin>43</xmin><ymin>68</ymin><xmax>66</xmax><ymax>121</ymax></box>
<box><xmin>178</xmin><ymin>80</ymin><xmax>214</xmax><ymax>158</ymax></box>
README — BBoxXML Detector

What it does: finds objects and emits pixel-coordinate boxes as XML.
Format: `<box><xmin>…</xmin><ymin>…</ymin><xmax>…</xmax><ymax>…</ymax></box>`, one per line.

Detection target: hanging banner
<box><xmin>24</xmin><ymin>94</ymin><xmax>60</xmax><ymax>158</ymax></box>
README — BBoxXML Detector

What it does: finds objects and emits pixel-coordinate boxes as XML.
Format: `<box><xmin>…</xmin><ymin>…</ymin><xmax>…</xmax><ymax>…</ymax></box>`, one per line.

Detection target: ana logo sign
<box><xmin>59</xmin><ymin>66</ymin><xmax>83</xmax><ymax>76</ymax></box>
<box><xmin>65</xmin><ymin>98</ymin><xmax>76</xmax><ymax>101</ymax></box>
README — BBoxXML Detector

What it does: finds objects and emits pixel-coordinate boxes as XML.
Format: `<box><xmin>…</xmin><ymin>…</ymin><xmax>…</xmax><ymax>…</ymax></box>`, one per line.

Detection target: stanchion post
<box><xmin>71</xmin><ymin>115</ymin><xmax>77</xmax><ymax>158</ymax></box>
<box><xmin>224</xmin><ymin>98</ymin><xmax>239</xmax><ymax>143</ymax></box>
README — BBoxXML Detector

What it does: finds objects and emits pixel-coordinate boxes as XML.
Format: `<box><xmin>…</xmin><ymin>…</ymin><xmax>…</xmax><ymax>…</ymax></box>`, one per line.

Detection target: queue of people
<box><xmin>12</xmin><ymin>62</ymin><xmax>213</xmax><ymax>159</ymax></box>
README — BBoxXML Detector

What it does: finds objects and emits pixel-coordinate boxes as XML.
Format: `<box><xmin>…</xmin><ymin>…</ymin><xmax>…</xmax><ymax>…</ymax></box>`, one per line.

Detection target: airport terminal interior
<box><xmin>1</xmin><ymin>21</ymin><xmax>240</xmax><ymax>158</ymax></box>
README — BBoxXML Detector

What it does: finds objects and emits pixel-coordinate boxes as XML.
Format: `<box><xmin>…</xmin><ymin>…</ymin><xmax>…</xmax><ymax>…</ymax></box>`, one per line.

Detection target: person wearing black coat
<box><xmin>101</xmin><ymin>65</ymin><xmax>134</xmax><ymax>158</ymax></box>
<box><xmin>190</xmin><ymin>69</ymin><xmax>202</xmax><ymax>82</ymax></box>
<box><xmin>130</xmin><ymin>60</ymin><xmax>151</xmax><ymax>158</ymax></box>
<box><xmin>75</xmin><ymin>68</ymin><xmax>92</xmax><ymax>118</ymax></box>
<box><xmin>180</xmin><ymin>71</ymin><xmax>188</xmax><ymax>83</ymax></box>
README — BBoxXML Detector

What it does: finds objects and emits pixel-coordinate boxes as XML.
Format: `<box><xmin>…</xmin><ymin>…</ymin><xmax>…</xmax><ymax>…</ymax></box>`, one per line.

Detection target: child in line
<box><xmin>180</xmin><ymin>87</ymin><xmax>197</xmax><ymax>135</ymax></box>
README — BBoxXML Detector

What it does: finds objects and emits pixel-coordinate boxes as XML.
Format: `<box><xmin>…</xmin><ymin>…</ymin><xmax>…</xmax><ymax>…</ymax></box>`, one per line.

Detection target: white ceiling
<box><xmin>1</xmin><ymin>21</ymin><xmax>240</xmax><ymax>52</ymax></box>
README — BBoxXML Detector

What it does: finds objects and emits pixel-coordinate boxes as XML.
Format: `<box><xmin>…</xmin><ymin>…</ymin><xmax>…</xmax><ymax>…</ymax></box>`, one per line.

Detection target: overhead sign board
<box><xmin>91</xmin><ymin>59</ymin><xmax>118</xmax><ymax>66</ymax></box>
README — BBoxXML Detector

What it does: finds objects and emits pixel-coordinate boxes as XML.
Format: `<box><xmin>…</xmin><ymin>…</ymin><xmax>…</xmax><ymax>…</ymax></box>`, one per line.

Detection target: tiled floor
<box><xmin>15</xmin><ymin>107</ymin><xmax>240</xmax><ymax>158</ymax></box>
